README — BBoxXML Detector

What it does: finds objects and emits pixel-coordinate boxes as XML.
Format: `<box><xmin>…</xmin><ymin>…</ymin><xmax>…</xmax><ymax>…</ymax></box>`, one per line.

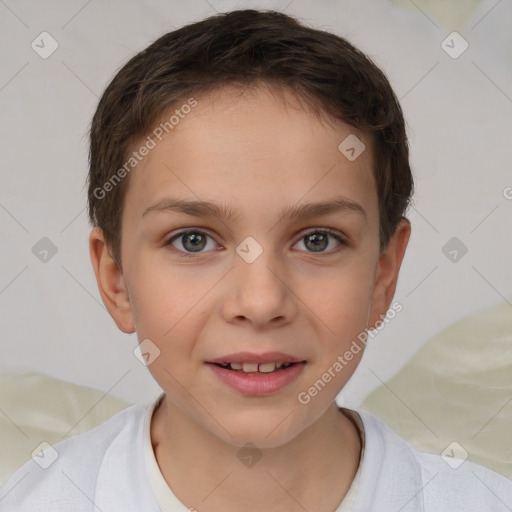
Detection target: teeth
<box><xmin>242</xmin><ymin>362</ymin><xmax>259</xmax><ymax>373</ymax></box>
<box><xmin>258</xmin><ymin>362</ymin><xmax>276</xmax><ymax>373</ymax></box>
<box><xmin>214</xmin><ymin>361</ymin><xmax>298</xmax><ymax>372</ymax></box>
<box><xmin>222</xmin><ymin>362</ymin><xmax>294</xmax><ymax>373</ymax></box>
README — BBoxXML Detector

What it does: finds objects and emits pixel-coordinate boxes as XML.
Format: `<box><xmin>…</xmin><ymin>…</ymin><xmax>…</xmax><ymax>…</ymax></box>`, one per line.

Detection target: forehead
<box><xmin>123</xmin><ymin>85</ymin><xmax>378</xmax><ymax>227</ymax></box>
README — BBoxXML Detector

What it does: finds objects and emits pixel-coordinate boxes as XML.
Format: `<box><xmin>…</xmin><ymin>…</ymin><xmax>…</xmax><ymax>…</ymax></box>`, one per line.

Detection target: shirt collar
<box><xmin>144</xmin><ymin>395</ymin><xmax>425</xmax><ymax>512</ymax></box>
<box><xmin>349</xmin><ymin>408</ymin><xmax>425</xmax><ymax>511</ymax></box>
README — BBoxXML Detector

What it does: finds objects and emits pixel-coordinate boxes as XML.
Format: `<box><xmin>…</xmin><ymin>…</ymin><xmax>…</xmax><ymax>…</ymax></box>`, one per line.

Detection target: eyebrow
<box><xmin>141</xmin><ymin>196</ymin><xmax>367</xmax><ymax>224</ymax></box>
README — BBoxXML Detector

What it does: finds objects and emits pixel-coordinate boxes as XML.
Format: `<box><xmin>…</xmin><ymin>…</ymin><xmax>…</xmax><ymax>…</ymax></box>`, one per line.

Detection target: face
<box><xmin>91</xmin><ymin>85</ymin><xmax>409</xmax><ymax>448</ymax></box>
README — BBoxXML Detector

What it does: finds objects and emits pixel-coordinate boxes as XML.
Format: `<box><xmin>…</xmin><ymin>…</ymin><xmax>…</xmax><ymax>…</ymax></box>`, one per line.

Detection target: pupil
<box><xmin>183</xmin><ymin>232</ymin><xmax>206</xmax><ymax>252</ymax></box>
<box><xmin>305</xmin><ymin>233</ymin><xmax>327</xmax><ymax>252</ymax></box>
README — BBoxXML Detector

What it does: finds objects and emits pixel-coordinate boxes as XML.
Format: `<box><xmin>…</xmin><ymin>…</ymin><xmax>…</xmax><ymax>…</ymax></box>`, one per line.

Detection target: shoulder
<box><xmin>0</xmin><ymin>403</ymin><xmax>149</xmax><ymax>512</ymax></box>
<box><xmin>353</xmin><ymin>408</ymin><xmax>512</xmax><ymax>511</ymax></box>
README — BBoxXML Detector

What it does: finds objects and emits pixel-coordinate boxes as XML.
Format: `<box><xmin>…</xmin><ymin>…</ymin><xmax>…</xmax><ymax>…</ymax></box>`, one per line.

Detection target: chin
<box><xmin>209</xmin><ymin>404</ymin><xmax>310</xmax><ymax>448</ymax></box>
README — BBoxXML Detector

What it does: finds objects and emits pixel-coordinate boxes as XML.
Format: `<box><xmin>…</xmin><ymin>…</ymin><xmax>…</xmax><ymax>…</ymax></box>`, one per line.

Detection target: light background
<box><xmin>0</xmin><ymin>0</ymin><xmax>511</xmax><ymax>407</ymax></box>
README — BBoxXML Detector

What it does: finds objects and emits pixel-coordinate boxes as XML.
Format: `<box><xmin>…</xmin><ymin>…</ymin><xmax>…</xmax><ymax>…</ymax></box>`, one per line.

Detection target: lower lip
<box><xmin>207</xmin><ymin>362</ymin><xmax>306</xmax><ymax>396</ymax></box>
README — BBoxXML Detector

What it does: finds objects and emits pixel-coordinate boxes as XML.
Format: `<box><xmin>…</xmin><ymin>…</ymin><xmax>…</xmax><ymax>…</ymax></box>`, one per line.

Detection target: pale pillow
<box><xmin>0</xmin><ymin>371</ymin><xmax>130</xmax><ymax>486</ymax></box>
<box><xmin>362</xmin><ymin>300</ymin><xmax>512</xmax><ymax>478</ymax></box>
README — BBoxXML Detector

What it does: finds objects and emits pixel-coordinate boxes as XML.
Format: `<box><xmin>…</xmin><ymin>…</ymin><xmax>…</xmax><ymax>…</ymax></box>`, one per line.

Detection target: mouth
<box><xmin>205</xmin><ymin>352</ymin><xmax>307</xmax><ymax>396</ymax></box>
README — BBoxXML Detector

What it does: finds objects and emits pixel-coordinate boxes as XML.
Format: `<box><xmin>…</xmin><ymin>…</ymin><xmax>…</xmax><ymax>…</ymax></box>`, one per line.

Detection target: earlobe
<box><xmin>89</xmin><ymin>227</ymin><xmax>135</xmax><ymax>334</ymax></box>
<box><xmin>368</xmin><ymin>218</ymin><xmax>411</xmax><ymax>329</ymax></box>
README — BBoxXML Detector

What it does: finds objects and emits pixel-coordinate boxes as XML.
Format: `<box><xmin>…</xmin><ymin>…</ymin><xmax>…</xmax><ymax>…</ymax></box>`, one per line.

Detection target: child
<box><xmin>1</xmin><ymin>8</ymin><xmax>511</xmax><ymax>512</ymax></box>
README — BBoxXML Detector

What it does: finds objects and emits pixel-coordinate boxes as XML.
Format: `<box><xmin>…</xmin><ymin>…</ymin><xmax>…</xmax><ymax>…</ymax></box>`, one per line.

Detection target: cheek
<box><xmin>305</xmin><ymin>261</ymin><xmax>374</xmax><ymax>329</ymax></box>
<box><xmin>128</xmin><ymin>262</ymin><xmax>212</xmax><ymax>357</ymax></box>
<box><xmin>127</xmin><ymin>264</ymin><xmax>180</xmax><ymax>340</ymax></box>
<box><xmin>300</xmin><ymin>261</ymin><xmax>374</xmax><ymax>392</ymax></box>
<box><xmin>130</xmin><ymin>269</ymin><xmax>203</xmax><ymax>390</ymax></box>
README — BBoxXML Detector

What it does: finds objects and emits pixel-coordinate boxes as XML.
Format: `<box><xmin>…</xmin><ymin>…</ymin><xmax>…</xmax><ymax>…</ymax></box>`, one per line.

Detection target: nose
<box><xmin>220</xmin><ymin>251</ymin><xmax>298</xmax><ymax>329</ymax></box>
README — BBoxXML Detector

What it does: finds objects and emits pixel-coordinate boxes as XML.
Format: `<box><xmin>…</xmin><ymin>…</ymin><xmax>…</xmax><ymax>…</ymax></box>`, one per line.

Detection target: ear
<box><xmin>89</xmin><ymin>227</ymin><xmax>135</xmax><ymax>334</ymax></box>
<box><xmin>368</xmin><ymin>218</ymin><xmax>411</xmax><ymax>329</ymax></box>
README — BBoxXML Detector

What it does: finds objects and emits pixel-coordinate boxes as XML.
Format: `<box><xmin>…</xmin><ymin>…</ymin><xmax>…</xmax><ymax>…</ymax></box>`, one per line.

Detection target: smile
<box><xmin>206</xmin><ymin>357</ymin><xmax>307</xmax><ymax>396</ymax></box>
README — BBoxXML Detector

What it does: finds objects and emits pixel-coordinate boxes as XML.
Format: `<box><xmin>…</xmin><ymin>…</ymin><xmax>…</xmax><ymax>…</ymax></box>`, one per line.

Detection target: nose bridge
<box><xmin>224</xmin><ymin>235</ymin><xmax>295</xmax><ymax>325</ymax></box>
<box><xmin>236</xmin><ymin>236</ymin><xmax>284</xmax><ymax>297</ymax></box>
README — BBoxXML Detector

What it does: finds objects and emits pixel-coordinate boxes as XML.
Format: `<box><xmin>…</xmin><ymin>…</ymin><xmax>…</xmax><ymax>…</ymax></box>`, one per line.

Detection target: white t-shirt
<box><xmin>1</xmin><ymin>393</ymin><xmax>511</xmax><ymax>511</ymax></box>
<box><xmin>144</xmin><ymin>394</ymin><xmax>363</xmax><ymax>511</ymax></box>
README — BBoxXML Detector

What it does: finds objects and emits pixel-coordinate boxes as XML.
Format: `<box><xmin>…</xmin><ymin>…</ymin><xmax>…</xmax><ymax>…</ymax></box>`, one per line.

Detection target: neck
<box><xmin>151</xmin><ymin>397</ymin><xmax>362</xmax><ymax>512</ymax></box>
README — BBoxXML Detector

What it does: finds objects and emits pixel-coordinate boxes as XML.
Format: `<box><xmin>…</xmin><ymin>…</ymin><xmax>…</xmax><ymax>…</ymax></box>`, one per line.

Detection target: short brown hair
<box><xmin>87</xmin><ymin>9</ymin><xmax>413</xmax><ymax>267</ymax></box>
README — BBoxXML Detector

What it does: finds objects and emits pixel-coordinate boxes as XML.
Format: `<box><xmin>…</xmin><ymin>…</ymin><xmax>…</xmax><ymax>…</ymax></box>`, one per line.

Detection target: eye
<box><xmin>165</xmin><ymin>227</ymin><xmax>346</xmax><ymax>257</ymax></box>
<box><xmin>294</xmin><ymin>228</ymin><xmax>345</xmax><ymax>253</ymax></box>
<box><xmin>165</xmin><ymin>229</ymin><xmax>219</xmax><ymax>256</ymax></box>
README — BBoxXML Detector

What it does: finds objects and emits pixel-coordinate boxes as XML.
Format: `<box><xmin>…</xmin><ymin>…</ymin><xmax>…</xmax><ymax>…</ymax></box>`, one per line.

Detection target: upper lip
<box><xmin>207</xmin><ymin>351</ymin><xmax>306</xmax><ymax>365</ymax></box>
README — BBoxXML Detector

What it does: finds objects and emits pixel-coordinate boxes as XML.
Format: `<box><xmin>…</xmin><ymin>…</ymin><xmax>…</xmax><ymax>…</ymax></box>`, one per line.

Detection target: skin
<box><xmin>89</xmin><ymin>84</ymin><xmax>411</xmax><ymax>511</ymax></box>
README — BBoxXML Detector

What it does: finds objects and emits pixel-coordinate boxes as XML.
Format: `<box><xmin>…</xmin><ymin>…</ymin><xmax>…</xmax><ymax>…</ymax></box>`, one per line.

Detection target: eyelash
<box><xmin>164</xmin><ymin>228</ymin><xmax>346</xmax><ymax>258</ymax></box>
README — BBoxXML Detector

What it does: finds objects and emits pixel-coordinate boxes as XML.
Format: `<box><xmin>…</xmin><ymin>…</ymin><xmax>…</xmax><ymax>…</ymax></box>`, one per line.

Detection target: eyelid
<box><xmin>300</xmin><ymin>227</ymin><xmax>345</xmax><ymax>241</ymax></box>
